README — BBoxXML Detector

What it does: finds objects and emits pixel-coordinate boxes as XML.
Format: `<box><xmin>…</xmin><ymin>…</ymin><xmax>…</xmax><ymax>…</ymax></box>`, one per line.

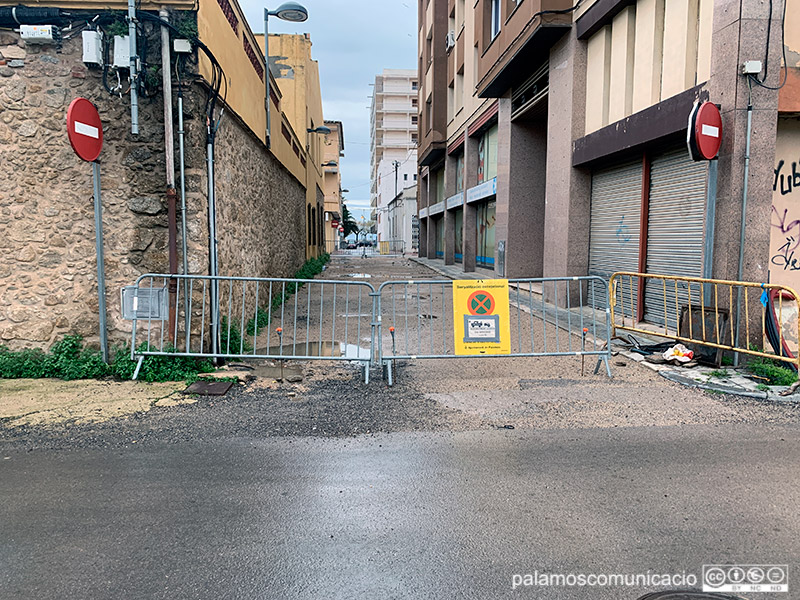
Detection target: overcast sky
<box><xmin>238</xmin><ymin>0</ymin><xmax>418</xmax><ymax>221</ymax></box>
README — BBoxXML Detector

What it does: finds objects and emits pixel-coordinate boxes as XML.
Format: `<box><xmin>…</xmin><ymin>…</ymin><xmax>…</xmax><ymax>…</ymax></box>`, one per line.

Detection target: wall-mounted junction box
<box><xmin>81</xmin><ymin>30</ymin><xmax>103</xmax><ymax>64</ymax></box>
<box><xmin>20</xmin><ymin>24</ymin><xmax>58</xmax><ymax>44</ymax></box>
<box><xmin>173</xmin><ymin>39</ymin><xmax>192</xmax><ymax>54</ymax></box>
<box><xmin>742</xmin><ymin>60</ymin><xmax>763</xmax><ymax>75</ymax></box>
<box><xmin>113</xmin><ymin>35</ymin><xmax>130</xmax><ymax>68</ymax></box>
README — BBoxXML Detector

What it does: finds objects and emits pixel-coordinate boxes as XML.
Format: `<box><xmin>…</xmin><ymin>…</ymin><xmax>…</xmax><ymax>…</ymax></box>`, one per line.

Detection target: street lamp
<box><xmin>307</xmin><ymin>126</ymin><xmax>332</xmax><ymax>135</ymax></box>
<box><xmin>264</xmin><ymin>3</ymin><xmax>309</xmax><ymax>149</ymax></box>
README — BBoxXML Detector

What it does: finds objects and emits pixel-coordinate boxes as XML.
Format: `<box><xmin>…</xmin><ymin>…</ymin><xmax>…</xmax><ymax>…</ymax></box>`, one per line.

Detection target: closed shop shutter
<box><xmin>643</xmin><ymin>148</ymin><xmax>708</xmax><ymax>328</ymax></box>
<box><xmin>588</xmin><ymin>160</ymin><xmax>643</xmax><ymax>312</ymax></box>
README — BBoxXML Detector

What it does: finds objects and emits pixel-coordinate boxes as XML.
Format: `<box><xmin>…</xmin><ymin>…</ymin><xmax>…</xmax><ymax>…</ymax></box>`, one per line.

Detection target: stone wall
<box><xmin>0</xmin><ymin>23</ymin><xmax>306</xmax><ymax>351</ymax></box>
<box><xmin>182</xmin><ymin>91</ymin><xmax>307</xmax><ymax>278</ymax></box>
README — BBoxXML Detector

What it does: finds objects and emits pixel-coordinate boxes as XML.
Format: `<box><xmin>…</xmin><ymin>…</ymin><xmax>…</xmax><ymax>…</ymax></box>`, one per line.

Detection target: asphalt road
<box><xmin>2</xmin><ymin>423</ymin><xmax>798</xmax><ymax>600</ymax></box>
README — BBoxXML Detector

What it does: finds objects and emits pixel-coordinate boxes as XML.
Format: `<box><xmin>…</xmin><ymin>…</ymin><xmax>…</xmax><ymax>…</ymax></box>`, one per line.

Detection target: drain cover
<box><xmin>637</xmin><ymin>592</ymin><xmax>744</xmax><ymax>600</ymax></box>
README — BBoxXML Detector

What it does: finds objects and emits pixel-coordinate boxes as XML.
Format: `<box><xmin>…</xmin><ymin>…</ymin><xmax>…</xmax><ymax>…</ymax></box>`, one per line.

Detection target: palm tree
<box><xmin>341</xmin><ymin>204</ymin><xmax>359</xmax><ymax>237</ymax></box>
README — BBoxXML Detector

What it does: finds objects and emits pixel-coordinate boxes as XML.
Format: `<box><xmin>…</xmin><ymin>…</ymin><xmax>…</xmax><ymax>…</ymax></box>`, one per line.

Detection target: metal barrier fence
<box><xmin>610</xmin><ymin>272</ymin><xmax>800</xmax><ymax>370</ymax></box>
<box><xmin>378</xmin><ymin>240</ymin><xmax>405</xmax><ymax>255</ymax></box>
<box><xmin>376</xmin><ymin>276</ymin><xmax>613</xmax><ymax>385</ymax></box>
<box><xmin>325</xmin><ymin>240</ymin><xmax>380</xmax><ymax>257</ymax></box>
<box><xmin>128</xmin><ymin>274</ymin><xmax>377</xmax><ymax>381</ymax></box>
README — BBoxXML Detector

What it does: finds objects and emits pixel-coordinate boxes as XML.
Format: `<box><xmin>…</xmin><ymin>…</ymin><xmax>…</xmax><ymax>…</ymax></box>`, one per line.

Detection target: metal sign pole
<box><xmin>92</xmin><ymin>161</ymin><xmax>109</xmax><ymax>363</ymax></box>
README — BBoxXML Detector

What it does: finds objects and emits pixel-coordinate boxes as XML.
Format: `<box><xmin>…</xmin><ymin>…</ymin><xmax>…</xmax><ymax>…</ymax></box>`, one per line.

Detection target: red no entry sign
<box><xmin>67</xmin><ymin>98</ymin><xmax>103</xmax><ymax>162</ymax></box>
<box><xmin>687</xmin><ymin>101</ymin><xmax>722</xmax><ymax>161</ymax></box>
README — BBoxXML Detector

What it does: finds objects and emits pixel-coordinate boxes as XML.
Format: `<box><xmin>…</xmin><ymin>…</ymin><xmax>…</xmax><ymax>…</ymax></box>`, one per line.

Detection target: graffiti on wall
<box><xmin>769</xmin><ymin>120</ymin><xmax>800</xmax><ymax>288</ymax></box>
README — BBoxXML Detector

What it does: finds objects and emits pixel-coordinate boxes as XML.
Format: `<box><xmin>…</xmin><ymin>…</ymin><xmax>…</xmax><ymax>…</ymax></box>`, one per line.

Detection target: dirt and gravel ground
<box><xmin>2</xmin><ymin>256</ymin><xmax>799</xmax><ymax>450</ymax></box>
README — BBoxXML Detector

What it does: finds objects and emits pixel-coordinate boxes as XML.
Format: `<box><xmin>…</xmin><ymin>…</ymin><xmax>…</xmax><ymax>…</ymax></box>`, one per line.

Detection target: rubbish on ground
<box><xmin>662</xmin><ymin>344</ymin><xmax>694</xmax><ymax>363</ymax></box>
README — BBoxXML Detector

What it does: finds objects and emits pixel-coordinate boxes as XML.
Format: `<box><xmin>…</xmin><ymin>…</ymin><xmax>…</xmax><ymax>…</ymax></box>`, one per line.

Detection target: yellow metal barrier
<box><xmin>609</xmin><ymin>272</ymin><xmax>800</xmax><ymax>370</ymax></box>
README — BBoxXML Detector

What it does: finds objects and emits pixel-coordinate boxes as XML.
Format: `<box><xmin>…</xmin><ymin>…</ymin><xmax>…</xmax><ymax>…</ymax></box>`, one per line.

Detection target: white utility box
<box><xmin>81</xmin><ymin>30</ymin><xmax>103</xmax><ymax>64</ymax></box>
<box><xmin>113</xmin><ymin>35</ymin><xmax>130</xmax><ymax>68</ymax></box>
<box><xmin>173</xmin><ymin>38</ymin><xmax>192</xmax><ymax>54</ymax></box>
<box><xmin>20</xmin><ymin>24</ymin><xmax>57</xmax><ymax>44</ymax></box>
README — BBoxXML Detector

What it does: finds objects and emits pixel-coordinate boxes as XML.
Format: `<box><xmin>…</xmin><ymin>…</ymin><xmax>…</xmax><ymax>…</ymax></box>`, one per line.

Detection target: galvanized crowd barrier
<box><xmin>376</xmin><ymin>276</ymin><xmax>613</xmax><ymax>385</ymax></box>
<box><xmin>325</xmin><ymin>239</ymin><xmax>380</xmax><ymax>257</ymax></box>
<box><xmin>609</xmin><ymin>272</ymin><xmax>800</xmax><ymax>370</ymax></box>
<box><xmin>126</xmin><ymin>274</ymin><xmax>377</xmax><ymax>382</ymax></box>
<box><xmin>378</xmin><ymin>240</ymin><xmax>406</xmax><ymax>255</ymax></box>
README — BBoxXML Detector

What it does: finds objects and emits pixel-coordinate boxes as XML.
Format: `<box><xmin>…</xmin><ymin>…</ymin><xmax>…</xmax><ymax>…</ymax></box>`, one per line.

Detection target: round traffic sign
<box><xmin>687</xmin><ymin>101</ymin><xmax>722</xmax><ymax>161</ymax></box>
<box><xmin>67</xmin><ymin>97</ymin><xmax>103</xmax><ymax>162</ymax></box>
<box><xmin>467</xmin><ymin>290</ymin><xmax>495</xmax><ymax>315</ymax></box>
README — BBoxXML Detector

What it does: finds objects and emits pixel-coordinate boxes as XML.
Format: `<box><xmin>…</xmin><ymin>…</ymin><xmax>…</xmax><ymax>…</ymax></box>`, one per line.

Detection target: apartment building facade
<box><xmin>417</xmin><ymin>0</ymin><xmax>799</xmax><ymax>321</ymax></box>
<box><xmin>370</xmin><ymin>69</ymin><xmax>419</xmax><ymax>243</ymax></box>
<box><xmin>259</xmin><ymin>33</ymin><xmax>328</xmax><ymax>259</ymax></box>
<box><xmin>322</xmin><ymin>120</ymin><xmax>345</xmax><ymax>251</ymax></box>
<box><xmin>387</xmin><ymin>184</ymin><xmax>419</xmax><ymax>253</ymax></box>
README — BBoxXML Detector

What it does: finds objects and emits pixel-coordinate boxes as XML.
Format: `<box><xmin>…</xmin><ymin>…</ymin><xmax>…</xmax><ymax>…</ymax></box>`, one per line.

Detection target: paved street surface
<box><xmin>2</xmin><ymin>256</ymin><xmax>799</xmax><ymax>599</ymax></box>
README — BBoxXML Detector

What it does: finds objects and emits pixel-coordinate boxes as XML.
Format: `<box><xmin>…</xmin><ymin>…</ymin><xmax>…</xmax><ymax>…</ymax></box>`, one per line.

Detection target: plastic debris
<box><xmin>662</xmin><ymin>344</ymin><xmax>694</xmax><ymax>363</ymax></box>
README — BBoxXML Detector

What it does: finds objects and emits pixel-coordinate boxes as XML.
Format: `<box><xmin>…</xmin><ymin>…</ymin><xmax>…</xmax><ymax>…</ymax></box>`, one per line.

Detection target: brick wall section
<box><xmin>0</xmin><ymin>25</ymin><xmax>305</xmax><ymax>351</ymax></box>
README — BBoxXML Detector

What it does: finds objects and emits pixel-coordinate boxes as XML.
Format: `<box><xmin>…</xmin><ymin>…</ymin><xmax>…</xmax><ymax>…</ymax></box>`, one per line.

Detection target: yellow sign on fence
<box><xmin>452</xmin><ymin>279</ymin><xmax>511</xmax><ymax>355</ymax></box>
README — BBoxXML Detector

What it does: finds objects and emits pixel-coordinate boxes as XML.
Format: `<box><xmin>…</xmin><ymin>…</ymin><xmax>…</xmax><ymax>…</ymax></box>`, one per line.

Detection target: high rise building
<box><xmin>370</xmin><ymin>69</ymin><xmax>419</xmax><ymax>243</ymax></box>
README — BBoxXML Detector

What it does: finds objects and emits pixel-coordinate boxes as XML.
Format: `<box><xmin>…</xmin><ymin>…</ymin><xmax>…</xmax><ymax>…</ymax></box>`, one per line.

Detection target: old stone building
<box><xmin>0</xmin><ymin>0</ymin><xmax>316</xmax><ymax>351</ymax></box>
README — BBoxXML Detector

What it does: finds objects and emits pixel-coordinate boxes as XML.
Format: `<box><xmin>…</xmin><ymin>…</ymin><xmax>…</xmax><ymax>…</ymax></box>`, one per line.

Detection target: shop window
<box><xmin>454</xmin><ymin>208</ymin><xmax>463</xmax><ymax>263</ymax></box>
<box><xmin>477</xmin><ymin>200</ymin><xmax>496</xmax><ymax>268</ymax></box>
<box><xmin>435</xmin><ymin>217</ymin><xmax>444</xmax><ymax>258</ymax></box>
<box><xmin>435</xmin><ymin>169</ymin><xmax>445</xmax><ymax>203</ymax></box>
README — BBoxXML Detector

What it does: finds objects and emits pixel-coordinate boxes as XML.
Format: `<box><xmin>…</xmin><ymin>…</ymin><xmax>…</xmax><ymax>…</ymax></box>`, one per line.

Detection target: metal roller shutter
<box><xmin>643</xmin><ymin>148</ymin><xmax>709</xmax><ymax>328</ymax></box>
<box><xmin>588</xmin><ymin>160</ymin><xmax>643</xmax><ymax>313</ymax></box>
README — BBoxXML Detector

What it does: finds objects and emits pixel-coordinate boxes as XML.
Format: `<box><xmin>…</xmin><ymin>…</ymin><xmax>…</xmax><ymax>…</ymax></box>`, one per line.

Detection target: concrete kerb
<box><xmin>410</xmin><ymin>258</ymin><xmax>800</xmax><ymax>402</ymax></box>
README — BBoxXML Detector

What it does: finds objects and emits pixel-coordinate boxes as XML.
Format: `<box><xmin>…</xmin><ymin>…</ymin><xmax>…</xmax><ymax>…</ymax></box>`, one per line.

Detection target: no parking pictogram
<box><xmin>467</xmin><ymin>290</ymin><xmax>495</xmax><ymax>315</ymax></box>
<box><xmin>452</xmin><ymin>280</ymin><xmax>511</xmax><ymax>355</ymax></box>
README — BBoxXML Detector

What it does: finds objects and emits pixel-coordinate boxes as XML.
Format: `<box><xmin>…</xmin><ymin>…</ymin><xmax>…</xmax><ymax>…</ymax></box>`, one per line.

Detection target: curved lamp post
<box><xmin>265</xmin><ymin>2</ymin><xmax>308</xmax><ymax>148</ymax></box>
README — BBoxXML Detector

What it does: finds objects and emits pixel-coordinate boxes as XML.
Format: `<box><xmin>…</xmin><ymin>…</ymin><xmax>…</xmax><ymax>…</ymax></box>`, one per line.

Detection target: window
<box><xmin>455</xmin><ymin>71</ymin><xmax>464</xmax><ymax>113</ymax></box>
<box><xmin>412</xmin><ymin>97</ymin><xmax>418</xmax><ymax>107</ymax></box>
<box><xmin>455</xmin><ymin>153</ymin><xmax>464</xmax><ymax>193</ymax></box>
<box><xmin>447</xmin><ymin>82</ymin><xmax>455</xmax><ymax>121</ymax></box>
<box><xmin>404</xmin><ymin>174</ymin><xmax>409</xmax><ymax>181</ymax></box>
<box><xmin>411</xmin><ymin>133</ymin><xmax>418</xmax><ymax>143</ymax></box>
<box><xmin>477</xmin><ymin>123</ymin><xmax>498</xmax><ymax>183</ymax></box>
<box><xmin>425</xmin><ymin>99</ymin><xmax>432</xmax><ymax>132</ymax></box>
<box><xmin>414</xmin><ymin>174</ymin><xmax>418</xmax><ymax>181</ymax></box>
<box><xmin>411</xmin><ymin>81</ymin><xmax>418</xmax><ymax>91</ymax></box>
<box><xmin>490</xmin><ymin>0</ymin><xmax>501</xmax><ymax>39</ymax></box>
<box><xmin>412</xmin><ymin>115</ymin><xmax>418</xmax><ymax>124</ymax></box>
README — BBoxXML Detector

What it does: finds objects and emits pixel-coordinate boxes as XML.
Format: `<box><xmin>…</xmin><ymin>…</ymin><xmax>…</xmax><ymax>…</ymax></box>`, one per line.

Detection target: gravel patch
<box><xmin>0</xmin><ymin>364</ymin><xmax>480</xmax><ymax>451</ymax></box>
